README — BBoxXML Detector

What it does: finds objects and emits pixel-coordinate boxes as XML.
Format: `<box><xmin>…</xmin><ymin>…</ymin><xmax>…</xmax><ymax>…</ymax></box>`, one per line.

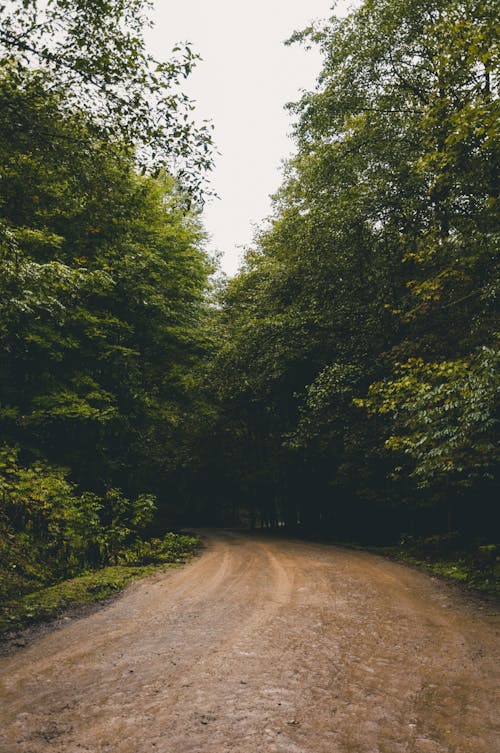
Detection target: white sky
<box><xmin>147</xmin><ymin>1</ymin><xmax>351</xmax><ymax>276</ymax></box>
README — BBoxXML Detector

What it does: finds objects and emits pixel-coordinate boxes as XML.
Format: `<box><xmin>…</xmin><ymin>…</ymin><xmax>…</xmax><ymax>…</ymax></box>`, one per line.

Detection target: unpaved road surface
<box><xmin>1</xmin><ymin>531</ymin><xmax>499</xmax><ymax>753</ymax></box>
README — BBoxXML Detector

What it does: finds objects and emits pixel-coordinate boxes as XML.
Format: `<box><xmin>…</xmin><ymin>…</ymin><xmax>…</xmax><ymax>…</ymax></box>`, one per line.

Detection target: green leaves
<box><xmin>0</xmin><ymin>39</ymin><xmax>214</xmax><ymax>597</ymax></box>
<box><xmin>360</xmin><ymin>347</ymin><xmax>499</xmax><ymax>488</ymax></box>
<box><xmin>0</xmin><ymin>445</ymin><xmax>162</xmax><ymax>600</ymax></box>
<box><xmin>0</xmin><ymin>0</ymin><xmax>214</xmax><ymax>201</ymax></box>
<box><xmin>198</xmin><ymin>0</ymin><xmax>498</xmax><ymax>540</ymax></box>
<box><xmin>0</xmin><ymin>446</ymin><xmax>102</xmax><ymax>596</ymax></box>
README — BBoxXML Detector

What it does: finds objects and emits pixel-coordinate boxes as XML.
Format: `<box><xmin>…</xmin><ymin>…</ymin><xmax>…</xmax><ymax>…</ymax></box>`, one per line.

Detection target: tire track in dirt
<box><xmin>0</xmin><ymin>530</ymin><xmax>498</xmax><ymax>753</ymax></box>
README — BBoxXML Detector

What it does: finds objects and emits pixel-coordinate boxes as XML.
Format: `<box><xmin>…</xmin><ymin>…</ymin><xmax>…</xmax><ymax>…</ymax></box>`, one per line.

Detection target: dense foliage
<box><xmin>0</xmin><ymin>1</ymin><xmax>213</xmax><ymax>600</ymax></box>
<box><xmin>192</xmin><ymin>0</ymin><xmax>499</xmax><ymax>544</ymax></box>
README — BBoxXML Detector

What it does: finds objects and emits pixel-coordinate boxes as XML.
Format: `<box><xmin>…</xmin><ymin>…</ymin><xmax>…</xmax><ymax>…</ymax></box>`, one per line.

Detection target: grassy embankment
<box><xmin>375</xmin><ymin>536</ymin><xmax>499</xmax><ymax>597</ymax></box>
<box><xmin>0</xmin><ymin>533</ymin><xmax>200</xmax><ymax>636</ymax></box>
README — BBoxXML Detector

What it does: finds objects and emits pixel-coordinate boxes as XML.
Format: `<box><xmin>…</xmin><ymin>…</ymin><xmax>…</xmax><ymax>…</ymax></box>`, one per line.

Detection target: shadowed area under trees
<box><xmin>0</xmin><ymin>0</ymin><xmax>498</xmax><ymax>612</ymax></box>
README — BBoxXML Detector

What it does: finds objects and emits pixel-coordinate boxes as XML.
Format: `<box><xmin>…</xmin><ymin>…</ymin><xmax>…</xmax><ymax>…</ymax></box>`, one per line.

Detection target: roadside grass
<box><xmin>0</xmin><ymin>533</ymin><xmax>200</xmax><ymax>637</ymax></box>
<box><xmin>328</xmin><ymin>531</ymin><xmax>499</xmax><ymax>598</ymax></box>
<box><xmin>373</xmin><ymin>547</ymin><xmax>500</xmax><ymax>598</ymax></box>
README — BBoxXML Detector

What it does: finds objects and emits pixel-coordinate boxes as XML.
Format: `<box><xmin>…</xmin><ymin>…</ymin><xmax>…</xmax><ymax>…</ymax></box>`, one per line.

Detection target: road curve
<box><xmin>0</xmin><ymin>530</ymin><xmax>498</xmax><ymax>752</ymax></box>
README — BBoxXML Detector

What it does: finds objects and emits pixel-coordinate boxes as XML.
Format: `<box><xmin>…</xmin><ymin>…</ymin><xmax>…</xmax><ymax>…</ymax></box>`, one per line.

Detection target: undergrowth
<box><xmin>393</xmin><ymin>552</ymin><xmax>500</xmax><ymax>596</ymax></box>
<box><xmin>375</xmin><ymin>534</ymin><xmax>499</xmax><ymax>597</ymax></box>
<box><xmin>0</xmin><ymin>532</ymin><xmax>199</xmax><ymax>636</ymax></box>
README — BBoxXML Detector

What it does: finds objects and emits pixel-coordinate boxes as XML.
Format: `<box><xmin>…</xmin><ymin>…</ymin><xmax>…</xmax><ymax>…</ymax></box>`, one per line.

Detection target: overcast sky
<box><xmin>146</xmin><ymin>1</ymin><xmax>350</xmax><ymax>275</ymax></box>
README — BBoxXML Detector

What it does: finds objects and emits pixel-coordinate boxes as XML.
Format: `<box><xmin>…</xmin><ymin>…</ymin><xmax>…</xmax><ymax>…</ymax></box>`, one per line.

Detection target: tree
<box><xmin>0</xmin><ymin>0</ymin><xmax>214</xmax><ymax>200</ymax></box>
<box><xmin>0</xmin><ymin>1</ymin><xmax>215</xmax><ymax>597</ymax></box>
<box><xmin>197</xmin><ymin>0</ymin><xmax>499</xmax><ymax>541</ymax></box>
<box><xmin>0</xmin><ymin>59</ymin><xmax>214</xmax><ymax>512</ymax></box>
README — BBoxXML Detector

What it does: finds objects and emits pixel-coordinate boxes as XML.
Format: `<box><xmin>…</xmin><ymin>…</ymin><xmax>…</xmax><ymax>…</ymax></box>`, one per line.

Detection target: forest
<box><xmin>0</xmin><ymin>0</ymin><xmax>498</xmax><ymax>617</ymax></box>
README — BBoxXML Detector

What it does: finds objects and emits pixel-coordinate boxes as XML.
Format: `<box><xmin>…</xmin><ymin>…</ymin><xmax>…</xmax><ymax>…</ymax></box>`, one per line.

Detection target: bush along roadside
<box><xmin>0</xmin><ymin>532</ymin><xmax>200</xmax><ymax>637</ymax></box>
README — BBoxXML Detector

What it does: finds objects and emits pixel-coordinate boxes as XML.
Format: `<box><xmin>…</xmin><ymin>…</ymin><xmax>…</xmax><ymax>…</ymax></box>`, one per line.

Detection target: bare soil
<box><xmin>1</xmin><ymin>530</ymin><xmax>498</xmax><ymax>752</ymax></box>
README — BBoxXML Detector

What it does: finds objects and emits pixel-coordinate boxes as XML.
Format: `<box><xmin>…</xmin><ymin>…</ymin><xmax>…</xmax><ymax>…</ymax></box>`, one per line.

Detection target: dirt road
<box><xmin>0</xmin><ymin>531</ymin><xmax>498</xmax><ymax>753</ymax></box>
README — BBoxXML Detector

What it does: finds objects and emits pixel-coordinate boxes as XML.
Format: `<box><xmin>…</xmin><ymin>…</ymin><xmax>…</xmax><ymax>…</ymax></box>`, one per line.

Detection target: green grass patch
<box><xmin>0</xmin><ymin>532</ymin><xmax>200</xmax><ymax>636</ymax></box>
<box><xmin>374</xmin><ymin>546</ymin><xmax>499</xmax><ymax>597</ymax></box>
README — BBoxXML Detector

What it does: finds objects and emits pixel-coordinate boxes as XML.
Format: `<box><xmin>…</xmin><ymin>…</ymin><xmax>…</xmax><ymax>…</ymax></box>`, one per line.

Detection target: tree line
<box><xmin>0</xmin><ymin>0</ymin><xmax>498</xmax><ymax>602</ymax></box>
<box><xmin>189</xmin><ymin>0</ymin><xmax>499</xmax><ymax>545</ymax></box>
<box><xmin>0</xmin><ymin>0</ymin><xmax>215</xmax><ymax>600</ymax></box>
